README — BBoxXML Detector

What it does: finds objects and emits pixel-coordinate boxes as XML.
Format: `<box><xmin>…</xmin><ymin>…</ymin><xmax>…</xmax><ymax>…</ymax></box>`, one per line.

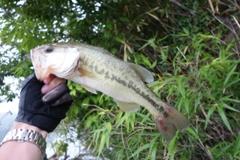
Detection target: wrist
<box><xmin>0</xmin><ymin>127</ymin><xmax>47</xmax><ymax>160</ymax></box>
<box><xmin>12</xmin><ymin>122</ymin><xmax>48</xmax><ymax>138</ymax></box>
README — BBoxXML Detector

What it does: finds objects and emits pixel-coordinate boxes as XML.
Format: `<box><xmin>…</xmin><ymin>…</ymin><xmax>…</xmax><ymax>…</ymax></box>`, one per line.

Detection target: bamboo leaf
<box><xmin>186</xmin><ymin>127</ymin><xmax>200</xmax><ymax>141</ymax></box>
<box><xmin>166</xmin><ymin>131</ymin><xmax>178</xmax><ymax>160</ymax></box>
<box><xmin>233</xmin><ymin>134</ymin><xmax>240</xmax><ymax>156</ymax></box>
<box><xmin>205</xmin><ymin>106</ymin><xmax>216</xmax><ymax>129</ymax></box>
<box><xmin>115</xmin><ymin>111</ymin><xmax>124</xmax><ymax>128</ymax></box>
<box><xmin>217</xmin><ymin>105</ymin><xmax>232</xmax><ymax>132</ymax></box>
<box><xmin>221</xmin><ymin>102</ymin><xmax>240</xmax><ymax>113</ymax></box>
<box><xmin>114</xmin><ymin>36</ymin><xmax>122</xmax><ymax>42</ymax></box>
<box><xmin>215</xmin><ymin>143</ymin><xmax>233</xmax><ymax>158</ymax></box>
<box><xmin>176</xmin><ymin>76</ymin><xmax>186</xmax><ymax>98</ymax></box>
<box><xmin>130</xmin><ymin>143</ymin><xmax>151</xmax><ymax>158</ymax></box>
<box><xmin>105</xmin><ymin>122</ymin><xmax>112</xmax><ymax>133</ymax></box>
<box><xmin>222</xmin><ymin>97</ymin><xmax>240</xmax><ymax>103</ymax></box>
<box><xmin>151</xmin><ymin>60</ymin><xmax>157</xmax><ymax>68</ymax></box>
<box><xmin>141</xmin><ymin>54</ymin><xmax>152</xmax><ymax>68</ymax></box>
<box><xmin>98</xmin><ymin>134</ymin><xmax>106</xmax><ymax>155</ymax></box>
<box><xmin>151</xmin><ymin>144</ymin><xmax>157</xmax><ymax>160</ymax></box>
<box><xmin>224</xmin><ymin>64</ymin><xmax>237</xmax><ymax>86</ymax></box>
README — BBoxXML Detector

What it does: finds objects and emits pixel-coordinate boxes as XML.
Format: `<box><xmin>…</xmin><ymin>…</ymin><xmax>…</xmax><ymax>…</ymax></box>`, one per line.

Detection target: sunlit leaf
<box><xmin>99</xmin><ymin>133</ymin><xmax>106</xmax><ymax>155</ymax></box>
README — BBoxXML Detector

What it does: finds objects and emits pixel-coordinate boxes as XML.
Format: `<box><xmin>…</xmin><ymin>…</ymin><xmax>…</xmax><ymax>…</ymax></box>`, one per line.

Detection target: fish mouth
<box><xmin>31</xmin><ymin>45</ymin><xmax>80</xmax><ymax>81</ymax></box>
<box><xmin>35</xmin><ymin>68</ymin><xmax>52</xmax><ymax>81</ymax></box>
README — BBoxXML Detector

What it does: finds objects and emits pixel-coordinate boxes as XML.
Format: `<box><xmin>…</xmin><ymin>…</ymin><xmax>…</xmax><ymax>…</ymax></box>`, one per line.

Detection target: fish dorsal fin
<box><xmin>115</xmin><ymin>100</ymin><xmax>140</xmax><ymax>112</ymax></box>
<box><xmin>81</xmin><ymin>85</ymin><xmax>97</xmax><ymax>94</ymax></box>
<box><xmin>129</xmin><ymin>63</ymin><xmax>154</xmax><ymax>83</ymax></box>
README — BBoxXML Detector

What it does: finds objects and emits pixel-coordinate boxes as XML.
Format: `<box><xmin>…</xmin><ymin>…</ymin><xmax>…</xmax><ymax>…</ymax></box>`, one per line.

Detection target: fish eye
<box><xmin>44</xmin><ymin>45</ymin><xmax>54</xmax><ymax>53</ymax></box>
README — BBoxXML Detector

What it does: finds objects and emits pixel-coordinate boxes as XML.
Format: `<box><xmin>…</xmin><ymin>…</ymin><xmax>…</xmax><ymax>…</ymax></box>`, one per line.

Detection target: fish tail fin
<box><xmin>153</xmin><ymin>106</ymin><xmax>190</xmax><ymax>141</ymax></box>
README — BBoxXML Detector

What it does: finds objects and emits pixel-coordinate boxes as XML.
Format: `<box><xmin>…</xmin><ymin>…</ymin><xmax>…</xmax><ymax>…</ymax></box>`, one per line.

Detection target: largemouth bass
<box><xmin>31</xmin><ymin>42</ymin><xmax>190</xmax><ymax>141</ymax></box>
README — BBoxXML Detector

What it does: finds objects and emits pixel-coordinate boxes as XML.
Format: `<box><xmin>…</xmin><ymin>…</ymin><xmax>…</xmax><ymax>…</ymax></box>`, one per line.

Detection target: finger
<box><xmin>43</xmin><ymin>74</ymin><xmax>56</xmax><ymax>85</ymax></box>
<box><xmin>41</xmin><ymin>77</ymin><xmax>66</xmax><ymax>94</ymax></box>
<box><xmin>42</xmin><ymin>83</ymin><xmax>69</xmax><ymax>103</ymax></box>
<box><xmin>52</xmin><ymin>93</ymin><xmax>73</xmax><ymax>106</ymax></box>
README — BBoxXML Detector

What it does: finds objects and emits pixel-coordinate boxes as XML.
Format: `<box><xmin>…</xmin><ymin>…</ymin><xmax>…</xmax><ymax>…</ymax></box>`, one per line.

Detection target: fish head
<box><xmin>31</xmin><ymin>43</ymin><xmax>80</xmax><ymax>81</ymax></box>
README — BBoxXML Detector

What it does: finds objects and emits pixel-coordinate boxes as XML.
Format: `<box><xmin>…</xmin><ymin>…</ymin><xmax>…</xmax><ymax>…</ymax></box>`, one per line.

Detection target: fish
<box><xmin>31</xmin><ymin>42</ymin><xmax>190</xmax><ymax>141</ymax></box>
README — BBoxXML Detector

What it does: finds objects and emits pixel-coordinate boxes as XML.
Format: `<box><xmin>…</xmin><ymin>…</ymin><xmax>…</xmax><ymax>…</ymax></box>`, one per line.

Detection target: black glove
<box><xmin>15</xmin><ymin>73</ymin><xmax>73</xmax><ymax>132</ymax></box>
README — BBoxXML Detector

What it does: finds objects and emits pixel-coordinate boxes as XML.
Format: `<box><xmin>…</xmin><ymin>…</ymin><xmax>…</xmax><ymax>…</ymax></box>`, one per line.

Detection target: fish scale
<box><xmin>79</xmin><ymin>48</ymin><xmax>165</xmax><ymax>114</ymax></box>
<box><xmin>31</xmin><ymin>42</ymin><xmax>190</xmax><ymax>141</ymax></box>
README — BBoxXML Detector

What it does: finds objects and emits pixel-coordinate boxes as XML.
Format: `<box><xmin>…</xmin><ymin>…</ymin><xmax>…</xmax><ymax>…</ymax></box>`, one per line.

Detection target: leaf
<box><xmin>144</xmin><ymin>135</ymin><xmax>159</xmax><ymax>160</ymax></box>
<box><xmin>125</xmin><ymin>113</ymin><xmax>130</xmax><ymax>133</ymax></box>
<box><xmin>186</xmin><ymin>127</ymin><xmax>200</xmax><ymax>141</ymax></box>
<box><xmin>198</xmin><ymin>34</ymin><xmax>217</xmax><ymax>39</ymax></box>
<box><xmin>140</xmin><ymin>54</ymin><xmax>152</xmax><ymax>68</ymax></box>
<box><xmin>115</xmin><ymin>111</ymin><xmax>124</xmax><ymax>128</ymax></box>
<box><xmin>130</xmin><ymin>143</ymin><xmax>151</xmax><ymax>158</ymax></box>
<box><xmin>114</xmin><ymin>36</ymin><xmax>122</xmax><ymax>42</ymax></box>
<box><xmin>183</xmin><ymin>28</ymin><xmax>189</xmax><ymax>35</ymax></box>
<box><xmin>85</xmin><ymin>115</ymin><xmax>96</xmax><ymax>128</ymax></box>
<box><xmin>73</xmin><ymin>105</ymin><xmax>79</xmax><ymax>114</ymax></box>
<box><xmin>176</xmin><ymin>76</ymin><xmax>186</xmax><ymax>98</ymax></box>
<box><xmin>222</xmin><ymin>97</ymin><xmax>240</xmax><ymax>104</ymax></box>
<box><xmin>151</xmin><ymin>144</ymin><xmax>157</xmax><ymax>160</ymax></box>
<box><xmin>151</xmin><ymin>60</ymin><xmax>157</xmax><ymax>68</ymax></box>
<box><xmin>135</xmin><ymin>112</ymin><xmax>151</xmax><ymax>123</ymax></box>
<box><xmin>202</xmin><ymin>93</ymin><xmax>215</xmax><ymax>100</ymax></box>
<box><xmin>105</xmin><ymin>132</ymin><xmax>110</xmax><ymax>148</ymax></box>
<box><xmin>205</xmin><ymin>106</ymin><xmax>216</xmax><ymax>129</ymax></box>
<box><xmin>6</xmin><ymin>27</ymin><xmax>15</xmax><ymax>44</ymax></box>
<box><xmin>119</xmin><ymin>16</ymin><xmax>130</xmax><ymax>22</ymax></box>
<box><xmin>217</xmin><ymin>105</ymin><xmax>232</xmax><ymax>133</ymax></box>
<box><xmin>233</xmin><ymin>134</ymin><xmax>240</xmax><ymax>156</ymax></box>
<box><xmin>70</xmin><ymin>89</ymin><xmax>76</xmax><ymax>96</ymax></box>
<box><xmin>82</xmin><ymin>97</ymin><xmax>90</xmax><ymax>106</ymax></box>
<box><xmin>221</xmin><ymin>102</ymin><xmax>240</xmax><ymax>113</ymax></box>
<box><xmin>215</xmin><ymin>143</ymin><xmax>233</xmax><ymax>158</ymax></box>
<box><xmin>106</xmin><ymin>22</ymin><xmax>113</xmax><ymax>29</ymax></box>
<box><xmin>194</xmin><ymin>94</ymin><xmax>202</xmax><ymax>112</ymax></box>
<box><xmin>166</xmin><ymin>131</ymin><xmax>178</xmax><ymax>160</ymax></box>
<box><xmin>224</xmin><ymin>64</ymin><xmax>237</xmax><ymax>86</ymax></box>
<box><xmin>98</xmin><ymin>133</ymin><xmax>106</xmax><ymax>155</ymax></box>
<box><xmin>105</xmin><ymin>122</ymin><xmax>112</xmax><ymax>133</ymax></box>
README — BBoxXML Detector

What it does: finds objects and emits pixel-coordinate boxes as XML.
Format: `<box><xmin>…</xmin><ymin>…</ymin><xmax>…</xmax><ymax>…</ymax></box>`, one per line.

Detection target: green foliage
<box><xmin>210</xmin><ymin>134</ymin><xmax>240</xmax><ymax>159</ymax></box>
<box><xmin>52</xmin><ymin>140</ymin><xmax>69</xmax><ymax>156</ymax></box>
<box><xmin>1</xmin><ymin>0</ymin><xmax>240</xmax><ymax>159</ymax></box>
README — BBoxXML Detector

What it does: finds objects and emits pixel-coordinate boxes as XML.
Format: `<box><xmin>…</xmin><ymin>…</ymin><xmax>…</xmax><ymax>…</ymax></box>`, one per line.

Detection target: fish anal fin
<box><xmin>81</xmin><ymin>85</ymin><xmax>97</xmax><ymax>94</ymax></box>
<box><xmin>153</xmin><ymin>106</ymin><xmax>190</xmax><ymax>141</ymax></box>
<box><xmin>115</xmin><ymin>100</ymin><xmax>140</xmax><ymax>112</ymax></box>
<box><xmin>129</xmin><ymin>63</ymin><xmax>154</xmax><ymax>83</ymax></box>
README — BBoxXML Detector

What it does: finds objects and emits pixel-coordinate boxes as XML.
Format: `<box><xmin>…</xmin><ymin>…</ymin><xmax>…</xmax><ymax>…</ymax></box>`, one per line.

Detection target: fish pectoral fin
<box><xmin>81</xmin><ymin>85</ymin><xmax>97</xmax><ymax>94</ymax></box>
<box><xmin>129</xmin><ymin>63</ymin><xmax>154</xmax><ymax>83</ymax></box>
<box><xmin>115</xmin><ymin>100</ymin><xmax>140</xmax><ymax>112</ymax></box>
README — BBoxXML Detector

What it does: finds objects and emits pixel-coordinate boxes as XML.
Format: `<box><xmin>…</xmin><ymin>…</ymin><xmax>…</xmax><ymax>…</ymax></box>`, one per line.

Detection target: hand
<box><xmin>15</xmin><ymin>73</ymin><xmax>73</xmax><ymax>132</ymax></box>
